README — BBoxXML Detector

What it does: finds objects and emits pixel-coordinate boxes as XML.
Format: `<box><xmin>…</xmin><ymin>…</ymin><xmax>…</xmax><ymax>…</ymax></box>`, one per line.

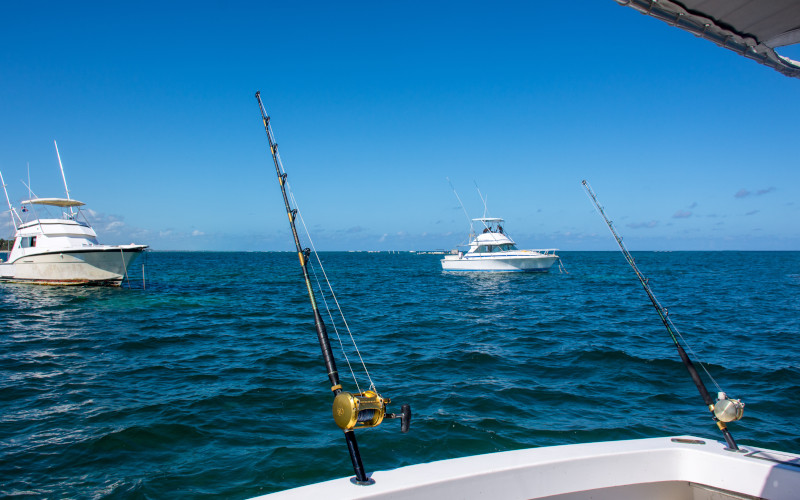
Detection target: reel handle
<box><xmin>387</xmin><ymin>403</ymin><xmax>412</xmax><ymax>433</ymax></box>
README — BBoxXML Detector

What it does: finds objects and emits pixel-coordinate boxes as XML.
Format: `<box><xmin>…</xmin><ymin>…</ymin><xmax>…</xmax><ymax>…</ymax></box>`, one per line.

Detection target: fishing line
<box><xmin>292</xmin><ymin>201</ymin><xmax>372</xmax><ymax>394</ymax></box>
<box><xmin>273</xmin><ymin>137</ymin><xmax>376</xmax><ymax>393</ymax></box>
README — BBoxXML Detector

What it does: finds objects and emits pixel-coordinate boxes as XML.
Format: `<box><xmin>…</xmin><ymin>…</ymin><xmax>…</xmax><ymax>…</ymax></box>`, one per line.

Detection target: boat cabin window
<box><xmin>21</xmin><ymin>236</ymin><xmax>37</xmax><ymax>248</ymax></box>
<box><xmin>474</xmin><ymin>244</ymin><xmax>516</xmax><ymax>253</ymax></box>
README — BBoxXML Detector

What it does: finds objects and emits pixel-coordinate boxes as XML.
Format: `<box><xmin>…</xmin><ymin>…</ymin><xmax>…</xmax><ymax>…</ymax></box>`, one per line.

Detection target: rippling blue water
<box><xmin>1</xmin><ymin>251</ymin><xmax>799</xmax><ymax>498</ymax></box>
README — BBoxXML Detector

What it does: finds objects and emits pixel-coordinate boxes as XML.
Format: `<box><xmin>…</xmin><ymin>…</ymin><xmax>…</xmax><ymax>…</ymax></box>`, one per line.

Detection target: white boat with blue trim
<box><xmin>441</xmin><ymin>217</ymin><xmax>558</xmax><ymax>272</ymax></box>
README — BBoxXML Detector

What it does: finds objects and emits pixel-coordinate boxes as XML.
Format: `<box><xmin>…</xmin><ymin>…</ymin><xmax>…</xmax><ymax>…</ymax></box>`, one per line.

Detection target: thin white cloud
<box><xmin>736</xmin><ymin>187</ymin><xmax>775</xmax><ymax>198</ymax></box>
<box><xmin>673</xmin><ymin>210</ymin><xmax>692</xmax><ymax>219</ymax></box>
<box><xmin>627</xmin><ymin>221</ymin><xmax>658</xmax><ymax>229</ymax></box>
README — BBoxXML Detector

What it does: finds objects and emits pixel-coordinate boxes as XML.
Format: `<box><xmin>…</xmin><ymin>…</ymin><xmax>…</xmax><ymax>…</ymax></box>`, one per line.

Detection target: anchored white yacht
<box><xmin>0</xmin><ymin>144</ymin><xmax>147</xmax><ymax>286</ymax></box>
<box><xmin>441</xmin><ymin>218</ymin><xmax>558</xmax><ymax>272</ymax></box>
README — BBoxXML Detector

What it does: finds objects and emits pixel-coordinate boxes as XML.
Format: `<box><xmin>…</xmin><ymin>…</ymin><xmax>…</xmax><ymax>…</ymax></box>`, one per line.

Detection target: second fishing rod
<box><xmin>582</xmin><ymin>180</ymin><xmax>744</xmax><ymax>451</ymax></box>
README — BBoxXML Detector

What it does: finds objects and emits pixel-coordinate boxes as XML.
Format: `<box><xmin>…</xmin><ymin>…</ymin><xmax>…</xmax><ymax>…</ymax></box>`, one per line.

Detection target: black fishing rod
<box><xmin>582</xmin><ymin>180</ymin><xmax>744</xmax><ymax>451</ymax></box>
<box><xmin>255</xmin><ymin>91</ymin><xmax>410</xmax><ymax>484</ymax></box>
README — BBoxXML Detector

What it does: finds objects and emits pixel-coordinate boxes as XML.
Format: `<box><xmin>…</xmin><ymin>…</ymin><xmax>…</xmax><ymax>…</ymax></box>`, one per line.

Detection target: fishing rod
<box><xmin>255</xmin><ymin>91</ymin><xmax>410</xmax><ymax>484</ymax></box>
<box><xmin>582</xmin><ymin>180</ymin><xmax>744</xmax><ymax>451</ymax></box>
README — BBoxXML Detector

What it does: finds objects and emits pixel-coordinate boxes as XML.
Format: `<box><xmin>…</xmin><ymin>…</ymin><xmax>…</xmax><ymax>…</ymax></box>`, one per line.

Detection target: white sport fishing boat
<box><xmin>441</xmin><ymin>217</ymin><xmax>558</xmax><ymax>272</ymax></box>
<box><xmin>0</xmin><ymin>143</ymin><xmax>147</xmax><ymax>286</ymax></box>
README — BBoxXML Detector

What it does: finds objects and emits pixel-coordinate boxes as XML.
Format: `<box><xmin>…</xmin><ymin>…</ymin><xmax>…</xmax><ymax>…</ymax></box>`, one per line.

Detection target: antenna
<box><xmin>54</xmin><ymin>140</ymin><xmax>75</xmax><ymax>218</ymax></box>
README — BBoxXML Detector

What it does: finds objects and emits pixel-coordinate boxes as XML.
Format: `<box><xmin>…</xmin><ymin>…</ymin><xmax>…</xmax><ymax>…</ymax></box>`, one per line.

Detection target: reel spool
<box><xmin>714</xmin><ymin>392</ymin><xmax>745</xmax><ymax>423</ymax></box>
<box><xmin>332</xmin><ymin>390</ymin><xmax>411</xmax><ymax>432</ymax></box>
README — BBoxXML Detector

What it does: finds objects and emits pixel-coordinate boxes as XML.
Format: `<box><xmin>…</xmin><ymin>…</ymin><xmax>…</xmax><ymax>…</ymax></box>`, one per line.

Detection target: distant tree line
<box><xmin>0</xmin><ymin>238</ymin><xmax>13</xmax><ymax>251</ymax></box>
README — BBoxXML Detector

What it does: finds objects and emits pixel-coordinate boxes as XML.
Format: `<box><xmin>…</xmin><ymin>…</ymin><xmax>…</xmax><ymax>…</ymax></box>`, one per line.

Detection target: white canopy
<box><xmin>472</xmin><ymin>217</ymin><xmax>504</xmax><ymax>223</ymax></box>
<box><xmin>21</xmin><ymin>198</ymin><xmax>85</xmax><ymax>207</ymax></box>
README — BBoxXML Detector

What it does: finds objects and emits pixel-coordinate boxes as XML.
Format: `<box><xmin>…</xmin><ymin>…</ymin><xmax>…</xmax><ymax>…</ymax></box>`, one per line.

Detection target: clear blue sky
<box><xmin>2</xmin><ymin>1</ymin><xmax>798</xmax><ymax>251</ymax></box>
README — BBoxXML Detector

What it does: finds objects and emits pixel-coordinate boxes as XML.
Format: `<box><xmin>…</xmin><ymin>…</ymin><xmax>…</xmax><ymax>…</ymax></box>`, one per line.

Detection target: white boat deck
<box><xmin>254</xmin><ymin>436</ymin><xmax>800</xmax><ymax>500</ymax></box>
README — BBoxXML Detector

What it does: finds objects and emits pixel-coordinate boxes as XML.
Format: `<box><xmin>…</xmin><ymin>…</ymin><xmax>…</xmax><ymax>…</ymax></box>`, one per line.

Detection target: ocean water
<box><xmin>1</xmin><ymin>251</ymin><xmax>799</xmax><ymax>498</ymax></box>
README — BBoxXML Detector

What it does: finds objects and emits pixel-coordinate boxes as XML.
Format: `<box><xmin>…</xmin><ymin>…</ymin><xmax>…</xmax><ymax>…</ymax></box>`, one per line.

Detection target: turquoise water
<box><xmin>1</xmin><ymin>251</ymin><xmax>799</xmax><ymax>498</ymax></box>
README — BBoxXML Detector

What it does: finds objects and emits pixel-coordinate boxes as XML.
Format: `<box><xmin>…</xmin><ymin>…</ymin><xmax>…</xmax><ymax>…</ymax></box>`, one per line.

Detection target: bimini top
<box><xmin>472</xmin><ymin>217</ymin><xmax>504</xmax><ymax>223</ymax></box>
<box><xmin>21</xmin><ymin>198</ymin><xmax>86</xmax><ymax>207</ymax></box>
<box><xmin>615</xmin><ymin>0</ymin><xmax>800</xmax><ymax>79</ymax></box>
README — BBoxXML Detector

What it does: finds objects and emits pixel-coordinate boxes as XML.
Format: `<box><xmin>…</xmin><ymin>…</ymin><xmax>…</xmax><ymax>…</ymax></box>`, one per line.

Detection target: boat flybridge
<box><xmin>441</xmin><ymin>217</ymin><xmax>558</xmax><ymax>272</ymax></box>
<box><xmin>0</xmin><ymin>146</ymin><xmax>148</xmax><ymax>286</ymax></box>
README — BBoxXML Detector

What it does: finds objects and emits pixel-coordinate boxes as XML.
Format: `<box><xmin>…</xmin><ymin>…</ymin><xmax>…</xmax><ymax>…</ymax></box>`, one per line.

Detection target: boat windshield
<box><xmin>474</xmin><ymin>243</ymin><xmax>517</xmax><ymax>253</ymax></box>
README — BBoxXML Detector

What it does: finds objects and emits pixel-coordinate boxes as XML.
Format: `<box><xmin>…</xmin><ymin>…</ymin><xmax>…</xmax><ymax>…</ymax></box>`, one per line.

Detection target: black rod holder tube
<box><xmin>344</xmin><ymin>431</ymin><xmax>369</xmax><ymax>483</ymax></box>
<box><xmin>720</xmin><ymin>426</ymin><xmax>739</xmax><ymax>451</ymax></box>
<box><xmin>255</xmin><ymin>91</ymin><xmax>370</xmax><ymax>478</ymax></box>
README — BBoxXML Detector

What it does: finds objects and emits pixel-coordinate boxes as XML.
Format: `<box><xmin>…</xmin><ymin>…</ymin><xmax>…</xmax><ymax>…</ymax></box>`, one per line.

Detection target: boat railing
<box><xmin>529</xmin><ymin>248</ymin><xmax>558</xmax><ymax>256</ymax></box>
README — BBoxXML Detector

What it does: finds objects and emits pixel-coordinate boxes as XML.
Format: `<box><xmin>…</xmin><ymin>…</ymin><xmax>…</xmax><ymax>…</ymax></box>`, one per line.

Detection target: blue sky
<box><xmin>1</xmin><ymin>1</ymin><xmax>798</xmax><ymax>251</ymax></box>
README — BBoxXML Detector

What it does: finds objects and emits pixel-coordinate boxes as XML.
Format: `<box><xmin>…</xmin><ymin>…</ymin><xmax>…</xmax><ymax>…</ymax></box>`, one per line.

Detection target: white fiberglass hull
<box><xmin>254</xmin><ymin>436</ymin><xmax>800</xmax><ymax>500</ymax></box>
<box><xmin>0</xmin><ymin>245</ymin><xmax>146</xmax><ymax>285</ymax></box>
<box><xmin>441</xmin><ymin>253</ymin><xmax>558</xmax><ymax>272</ymax></box>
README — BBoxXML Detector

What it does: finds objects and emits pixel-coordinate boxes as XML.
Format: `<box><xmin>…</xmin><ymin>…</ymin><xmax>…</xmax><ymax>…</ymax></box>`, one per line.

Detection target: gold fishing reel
<box><xmin>332</xmin><ymin>389</ymin><xmax>411</xmax><ymax>432</ymax></box>
<box><xmin>713</xmin><ymin>392</ymin><xmax>745</xmax><ymax>423</ymax></box>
